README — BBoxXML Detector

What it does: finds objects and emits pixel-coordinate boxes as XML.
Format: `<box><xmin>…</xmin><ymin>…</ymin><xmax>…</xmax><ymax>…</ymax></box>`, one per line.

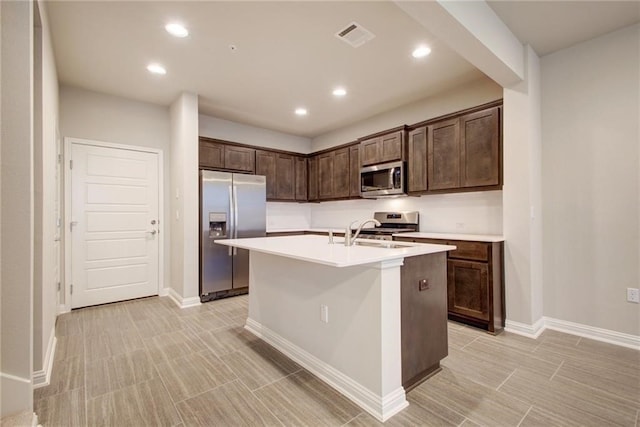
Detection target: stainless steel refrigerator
<box><xmin>200</xmin><ymin>170</ymin><xmax>266</xmax><ymax>301</ymax></box>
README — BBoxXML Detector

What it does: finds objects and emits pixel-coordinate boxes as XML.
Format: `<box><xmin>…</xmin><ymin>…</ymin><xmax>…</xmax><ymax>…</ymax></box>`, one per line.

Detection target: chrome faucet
<box><xmin>345</xmin><ymin>219</ymin><xmax>381</xmax><ymax>246</ymax></box>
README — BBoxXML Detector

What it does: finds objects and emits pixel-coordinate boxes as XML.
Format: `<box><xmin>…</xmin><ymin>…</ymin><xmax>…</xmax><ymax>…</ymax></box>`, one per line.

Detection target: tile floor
<box><xmin>34</xmin><ymin>295</ymin><xmax>640</xmax><ymax>426</ymax></box>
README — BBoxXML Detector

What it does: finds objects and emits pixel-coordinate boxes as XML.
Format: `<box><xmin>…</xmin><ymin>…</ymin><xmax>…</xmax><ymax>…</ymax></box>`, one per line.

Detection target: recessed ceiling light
<box><xmin>412</xmin><ymin>45</ymin><xmax>431</xmax><ymax>58</ymax></box>
<box><xmin>295</xmin><ymin>108</ymin><xmax>308</xmax><ymax>116</ymax></box>
<box><xmin>165</xmin><ymin>23</ymin><xmax>189</xmax><ymax>38</ymax></box>
<box><xmin>146</xmin><ymin>63</ymin><xmax>167</xmax><ymax>75</ymax></box>
<box><xmin>332</xmin><ymin>87</ymin><xmax>347</xmax><ymax>97</ymax></box>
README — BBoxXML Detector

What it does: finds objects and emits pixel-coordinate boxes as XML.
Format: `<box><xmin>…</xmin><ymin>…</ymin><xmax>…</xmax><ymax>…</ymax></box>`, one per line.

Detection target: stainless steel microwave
<box><xmin>360</xmin><ymin>161</ymin><xmax>406</xmax><ymax>198</ymax></box>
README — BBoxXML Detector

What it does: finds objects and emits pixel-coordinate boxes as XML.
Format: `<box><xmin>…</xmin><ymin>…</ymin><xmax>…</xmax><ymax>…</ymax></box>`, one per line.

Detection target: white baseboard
<box><xmin>505</xmin><ymin>316</ymin><xmax>640</xmax><ymax>350</ymax></box>
<box><xmin>245</xmin><ymin>318</ymin><xmax>408</xmax><ymax>422</ymax></box>
<box><xmin>505</xmin><ymin>317</ymin><xmax>545</xmax><ymax>339</ymax></box>
<box><xmin>544</xmin><ymin>317</ymin><xmax>640</xmax><ymax>350</ymax></box>
<box><xmin>33</xmin><ymin>329</ymin><xmax>57</xmax><ymax>389</ymax></box>
<box><xmin>167</xmin><ymin>288</ymin><xmax>201</xmax><ymax>309</ymax></box>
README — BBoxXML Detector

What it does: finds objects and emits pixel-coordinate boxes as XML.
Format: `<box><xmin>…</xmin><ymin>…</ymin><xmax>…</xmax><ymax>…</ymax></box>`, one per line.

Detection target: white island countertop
<box><xmin>217</xmin><ymin>234</ymin><xmax>455</xmax><ymax>268</ymax></box>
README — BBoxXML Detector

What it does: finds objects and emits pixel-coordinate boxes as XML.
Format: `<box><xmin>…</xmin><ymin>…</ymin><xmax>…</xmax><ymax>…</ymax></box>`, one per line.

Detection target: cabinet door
<box><xmin>333</xmin><ymin>147</ymin><xmax>350</xmax><ymax>198</ymax></box>
<box><xmin>460</xmin><ymin>107</ymin><xmax>500</xmax><ymax>187</ymax></box>
<box><xmin>225</xmin><ymin>146</ymin><xmax>255</xmax><ymax>173</ymax></box>
<box><xmin>275</xmin><ymin>154</ymin><xmax>295</xmax><ymax>200</ymax></box>
<box><xmin>199</xmin><ymin>141</ymin><xmax>225</xmax><ymax>169</ymax></box>
<box><xmin>318</xmin><ymin>152</ymin><xmax>334</xmax><ymax>199</ymax></box>
<box><xmin>349</xmin><ymin>145</ymin><xmax>361</xmax><ymax>198</ymax></box>
<box><xmin>380</xmin><ymin>130</ymin><xmax>404</xmax><ymax>163</ymax></box>
<box><xmin>294</xmin><ymin>156</ymin><xmax>307</xmax><ymax>201</ymax></box>
<box><xmin>407</xmin><ymin>127</ymin><xmax>427</xmax><ymax>192</ymax></box>
<box><xmin>255</xmin><ymin>150</ymin><xmax>276</xmax><ymax>199</ymax></box>
<box><xmin>447</xmin><ymin>259</ymin><xmax>489</xmax><ymax>321</ymax></box>
<box><xmin>428</xmin><ymin>118</ymin><xmax>460</xmax><ymax>190</ymax></box>
<box><xmin>308</xmin><ymin>156</ymin><xmax>318</xmax><ymax>201</ymax></box>
<box><xmin>360</xmin><ymin>137</ymin><xmax>381</xmax><ymax>166</ymax></box>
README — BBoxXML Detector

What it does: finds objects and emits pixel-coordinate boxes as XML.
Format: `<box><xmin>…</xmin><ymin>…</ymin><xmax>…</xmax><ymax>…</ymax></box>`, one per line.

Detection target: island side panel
<box><xmin>400</xmin><ymin>252</ymin><xmax>448</xmax><ymax>390</ymax></box>
<box><xmin>246</xmin><ymin>251</ymin><xmax>405</xmax><ymax>416</ymax></box>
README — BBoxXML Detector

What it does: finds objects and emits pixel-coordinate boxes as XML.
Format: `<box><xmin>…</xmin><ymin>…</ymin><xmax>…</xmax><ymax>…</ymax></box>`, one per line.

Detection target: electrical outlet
<box><xmin>320</xmin><ymin>305</ymin><xmax>329</xmax><ymax>323</ymax></box>
<box><xmin>627</xmin><ymin>288</ymin><xmax>640</xmax><ymax>303</ymax></box>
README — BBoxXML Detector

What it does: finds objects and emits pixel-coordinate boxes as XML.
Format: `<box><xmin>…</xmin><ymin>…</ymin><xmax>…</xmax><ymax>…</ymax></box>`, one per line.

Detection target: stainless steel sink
<box><xmin>353</xmin><ymin>241</ymin><xmax>410</xmax><ymax>249</ymax></box>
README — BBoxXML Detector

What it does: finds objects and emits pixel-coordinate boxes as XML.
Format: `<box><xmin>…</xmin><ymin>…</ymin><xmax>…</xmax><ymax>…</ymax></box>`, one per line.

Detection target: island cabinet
<box><xmin>401</xmin><ymin>253</ymin><xmax>448</xmax><ymax>390</ymax></box>
<box><xmin>394</xmin><ymin>236</ymin><xmax>504</xmax><ymax>333</ymax></box>
<box><xmin>200</xmin><ymin>139</ymin><xmax>256</xmax><ymax>173</ymax></box>
<box><xmin>359</xmin><ymin>127</ymin><xmax>407</xmax><ymax>167</ymax></box>
<box><xmin>318</xmin><ymin>146</ymin><xmax>350</xmax><ymax>200</ymax></box>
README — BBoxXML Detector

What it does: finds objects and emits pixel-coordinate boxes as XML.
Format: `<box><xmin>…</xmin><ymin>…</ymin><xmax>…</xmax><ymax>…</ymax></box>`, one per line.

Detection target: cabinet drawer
<box><xmin>447</xmin><ymin>240</ymin><xmax>489</xmax><ymax>262</ymax></box>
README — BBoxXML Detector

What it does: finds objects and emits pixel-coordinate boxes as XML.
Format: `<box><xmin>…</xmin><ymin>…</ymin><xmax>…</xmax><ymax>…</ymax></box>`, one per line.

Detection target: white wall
<box><xmin>266</xmin><ymin>202</ymin><xmax>312</xmax><ymax>230</ymax></box>
<box><xmin>502</xmin><ymin>45</ymin><xmax>544</xmax><ymax>329</ymax></box>
<box><xmin>32</xmin><ymin>0</ymin><xmax>59</xmax><ymax>387</ymax></box>
<box><xmin>59</xmin><ymin>86</ymin><xmax>172</xmax><ymax>300</ymax></box>
<box><xmin>541</xmin><ymin>24</ymin><xmax>639</xmax><ymax>336</ymax></box>
<box><xmin>200</xmin><ymin>114</ymin><xmax>311</xmax><ymax>154</ymax></box>
<box><xmin>1</xmin><ymin>0</ymin><xmax>35</xmax><ymax>417</ymax></box>
<box><xmin>170</xmin><ymin>93</ymin><xmax>199</xmax><ymax>304</ymax></box>
<box><xmin>307</xmin><ymin>192</ymin><xmax>502</xmax><ymax>234</ymax></box>
<box><xmin>266</xmin><ymin>192</ymin><xmax>503</xmax><ymax>235</ymax></box>
<box><xmin>312</xmin><ymin>78</ymin><xmax>502</xmax><ymax>151</ymax></box>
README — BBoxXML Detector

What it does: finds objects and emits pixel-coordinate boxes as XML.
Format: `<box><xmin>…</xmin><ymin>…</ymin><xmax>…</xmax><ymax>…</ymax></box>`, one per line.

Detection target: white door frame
<box><xmin>63</xmin><ymin>137</ymin><xmax>164</xmax><ymax>312</ymax></box>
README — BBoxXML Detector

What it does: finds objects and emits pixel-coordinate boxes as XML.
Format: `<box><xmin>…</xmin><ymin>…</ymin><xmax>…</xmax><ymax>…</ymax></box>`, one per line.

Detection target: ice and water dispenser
<box><xmin>208</xmin><ymin>212</ymin><xmax>227</xmax><ymax>240</ymax></box>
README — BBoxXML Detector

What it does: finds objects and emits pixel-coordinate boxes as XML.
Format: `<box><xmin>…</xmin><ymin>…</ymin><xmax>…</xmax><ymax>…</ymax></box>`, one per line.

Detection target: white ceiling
<box><xmin>45</xmin><ymin>1</ymin><xmax>639</xmax><ymax>139</ymax></box>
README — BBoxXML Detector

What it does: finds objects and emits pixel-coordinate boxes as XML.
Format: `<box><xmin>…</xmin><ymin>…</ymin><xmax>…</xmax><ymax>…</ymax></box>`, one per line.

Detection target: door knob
<box><xmin>151</xmin><ymin>220</ymin><xmax>157</xmax><ymax>225</ymax></box>
<box><xmin>148</xmin><ymin>230</ymin><xmax>157</xmax><ymax>235</ymax></box>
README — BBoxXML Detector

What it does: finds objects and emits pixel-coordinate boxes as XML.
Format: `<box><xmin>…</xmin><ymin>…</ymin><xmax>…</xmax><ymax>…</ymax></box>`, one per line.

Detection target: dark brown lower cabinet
<box><xmin>401</xmin><ymin>252</ymin><xmax>449</xmax><ymax>390</ymax></box>
<box><xmin>448</xmin><ymin>259</ymin><xmax>489</xmax><ymax>322</ymax></box>
<box><xmin>395</xmin><ymin>236</ymin><xmax>504</xmax><ymax>334</ymax></box>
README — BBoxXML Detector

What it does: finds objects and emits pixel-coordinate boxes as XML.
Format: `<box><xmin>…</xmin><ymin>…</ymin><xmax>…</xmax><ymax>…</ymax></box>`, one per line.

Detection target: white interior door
<box><xmin>70</xmin><ymin>142</ymin><xmax>159</xmax><ymax>308</ymax></box>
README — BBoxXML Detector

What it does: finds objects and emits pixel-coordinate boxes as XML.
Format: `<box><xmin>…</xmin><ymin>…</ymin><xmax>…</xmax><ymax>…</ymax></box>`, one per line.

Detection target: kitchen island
<box><xmin>217</xmin><ymin>235</ymin><xmax>455</xmax><ymax>421</ymax></box>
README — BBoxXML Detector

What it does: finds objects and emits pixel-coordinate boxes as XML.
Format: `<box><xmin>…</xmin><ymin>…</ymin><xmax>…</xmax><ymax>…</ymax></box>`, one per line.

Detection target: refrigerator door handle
<box><xmin>228</xmin><ymin>185</ymin><xmax>233</xmax><ymax>256</ymax></box>
<box><xmin>233</xmin><ymin>185</ymin><xmax>239</xmax><ymax>255</ymax></box>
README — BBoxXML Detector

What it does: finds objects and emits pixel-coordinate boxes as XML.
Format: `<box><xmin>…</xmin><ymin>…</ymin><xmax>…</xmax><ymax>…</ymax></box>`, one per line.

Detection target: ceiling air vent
<box><xmin>335</xmin><ymin>21</ymin><xmax>375</xmax><ymax>48</ymax></box>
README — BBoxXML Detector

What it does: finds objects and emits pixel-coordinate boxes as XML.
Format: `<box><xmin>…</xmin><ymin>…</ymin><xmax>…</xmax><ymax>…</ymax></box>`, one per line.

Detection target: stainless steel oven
<box><xmin>356</xmin><ymin>211</ymin><xmax>419</xmax><ymax>241</ymax></box>
<box><xmin>360</xmin><ymin>161</ymin><xmax>405</xmax><ymax>198</ymax></box>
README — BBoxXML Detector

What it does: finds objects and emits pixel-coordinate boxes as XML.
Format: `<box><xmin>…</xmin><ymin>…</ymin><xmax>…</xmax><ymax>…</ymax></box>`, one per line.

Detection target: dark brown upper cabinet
<box><xmin>407</xmin><ymin>127</ymin><xmax>428</xmax><ymax>193</ymax></box>
<box><xmin>409</xmin><ymin>102</ymin><xmax>501</xmax><ymax>193</ymax></box>
<box><xmin>349</xmin><ymin>144</ymin><xmax>361</xmax><ymax>198</ymax></box>
<box><xmin>317</xmin><ymin>146</ymin><xmax>351</xmax><ymax>200</ymax></box>
<box><xmin>460</xmin><ymin>107</ymin><xmax>500</xmax><ymax>188</ymax></box>
<box><xmin>275</xmin><ymin>153</ymin><xmax>295</xmax><ymax>200</ymax></box>
<box><xmin>200</xmin><ymin>139</ymin><xmax>255</xmax><ymax>173</ymax></box>
<box><xmin>255</xmin><ymin>150</ymin><xmax>301</xmax><ymax>201</ymax></box>
<box><xmin>308</xmin><ymin>155</ymin><xmax>319</xmax><ymax>202</ymax></box>
<box><xmin>295</xmin><ymin>156</ymin><xmax>308</xmax><ymax>201</ymax></box>
<box><xmin>428</xmin><ymin>118</ymin><xmax>461</xmax><ymax>191</ymax></box>
<box><xmin>255</xmin><ymin>150</ymin><xmax>277</xmax><ymax>199</ymax></box>
<box><xmin>359</xmin><ymin>128</ymin><xmax>406</xmax><ymax>167</ymax></box>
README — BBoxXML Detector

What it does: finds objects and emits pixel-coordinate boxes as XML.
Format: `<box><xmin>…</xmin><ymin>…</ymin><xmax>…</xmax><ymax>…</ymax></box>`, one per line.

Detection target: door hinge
<box><xmin>70</xmin><ymin>159</ymin><xmax>73</xmax><ymax>170</ymax></box>
<box><xmin>70</xmin><ymin>284</ymin><xmax>73</xmax><ymax>295</ymax></box>
<box><xmin>57</xmin><ymin>154</ymin><xmax>62</xmax><ymax>164</ymax></box>
<box><xmin>57</xmin><ymin>282</ymin><xmax>61</xmax><ymax>291</ymax></box>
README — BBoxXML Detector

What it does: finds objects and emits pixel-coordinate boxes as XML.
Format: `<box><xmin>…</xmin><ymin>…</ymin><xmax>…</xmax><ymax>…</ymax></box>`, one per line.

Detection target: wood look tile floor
<box><xmin>34</xmin><ymin>295</ymin><xmax>640</xmax><ymax>426</ymax></box>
